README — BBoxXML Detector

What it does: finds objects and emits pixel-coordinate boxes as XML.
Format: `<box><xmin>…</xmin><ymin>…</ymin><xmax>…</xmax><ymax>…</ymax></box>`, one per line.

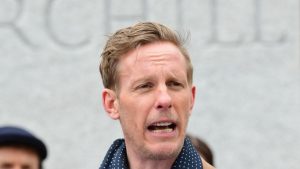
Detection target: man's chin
<box><xmin>142</xmin><ymin>143</ymin><xmax>182</xmax><ymax>160</ymax></box>
<box><xmin>145</xmin><ymin>150</ymin><xmax>179</xmax><ymax>160</ymax></box>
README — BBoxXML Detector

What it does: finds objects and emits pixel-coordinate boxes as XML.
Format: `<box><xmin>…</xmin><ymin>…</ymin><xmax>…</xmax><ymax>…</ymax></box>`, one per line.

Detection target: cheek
<box><xmin>173</xmin><ymin>92</ymin><xmax>191</xmax><ymax>108</ymax></box>
<box><xmin>172</xmin><ymin>93</ymin><xmax>193</xmax><ymax>119</ymax></box>
<box><xmin>118</xmin><ymin>96</ymin><xmax>151</xmax><ymax>128</ymax></box>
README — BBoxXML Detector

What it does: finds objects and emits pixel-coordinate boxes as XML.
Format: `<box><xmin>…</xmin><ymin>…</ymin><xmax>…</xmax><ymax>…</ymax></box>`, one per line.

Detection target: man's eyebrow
<box><xmin>131</xmin><ymin>76</ymin><xmax>154</xmax><ymax>85</ymax></box>
<box><xmin>1</xmin><ymin>162</ymin><xmax>13</xmax><ymax>167</ymax></box>
<box><xmin>22</xmin><ymin>164</ymin><xmax>32</xmax><ymax>169</ymax></box>
<box><xmin>168</xmin><ymin>70</ymin><xmax>187</xmax><ymax>80</ymax></box>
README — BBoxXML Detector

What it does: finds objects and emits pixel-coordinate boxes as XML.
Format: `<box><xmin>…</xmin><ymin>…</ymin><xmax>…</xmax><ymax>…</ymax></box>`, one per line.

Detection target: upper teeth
<box><xmin>154</xmin><ymin>122</ymin><xmax>172</xmax><ymax>126</ymax></box>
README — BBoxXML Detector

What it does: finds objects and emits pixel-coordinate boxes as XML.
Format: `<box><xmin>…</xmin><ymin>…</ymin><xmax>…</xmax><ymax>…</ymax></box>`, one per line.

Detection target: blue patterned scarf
<box><xmin>99</xmin><ymin>137</ymin><xmax>203</xmax><ymax>169</ymax></box>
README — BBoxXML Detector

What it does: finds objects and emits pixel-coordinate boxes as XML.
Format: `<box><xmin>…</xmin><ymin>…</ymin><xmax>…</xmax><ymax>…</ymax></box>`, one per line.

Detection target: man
<box><xmin>0</xmin><ymin>126</ymin><xmax>47</xmax><ymax>169</ymax></box>
<box><xmin>99</xmin><ymin>22</ymin><xmax>215</xmax><ymax>169</ymax></box>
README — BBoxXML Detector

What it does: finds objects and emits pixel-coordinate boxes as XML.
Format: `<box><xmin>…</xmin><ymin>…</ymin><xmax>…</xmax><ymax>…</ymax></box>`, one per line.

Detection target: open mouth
<box><xmin>147</xmin><ymin>122</ymin><xmax>177</xmax><ymax>133</ymax></box>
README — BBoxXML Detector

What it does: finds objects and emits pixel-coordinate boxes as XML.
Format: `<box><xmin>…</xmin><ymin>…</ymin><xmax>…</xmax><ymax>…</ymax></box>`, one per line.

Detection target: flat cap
<box><xmin>0</xmin><ymin>126</ymin><xmax>47</xmax><ymax>160</ymax></box>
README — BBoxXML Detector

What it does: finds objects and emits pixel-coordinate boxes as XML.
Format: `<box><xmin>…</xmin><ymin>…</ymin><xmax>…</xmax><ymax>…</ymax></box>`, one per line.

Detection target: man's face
<box><xmin>103</xmin><ymin>41</ymin><xmax>195</xmax><ymax>160</ymax></box>
<box><xmin>0</xmin><ymin>146</ymin><xmax>39</xmax><ymax>169</ymax></box>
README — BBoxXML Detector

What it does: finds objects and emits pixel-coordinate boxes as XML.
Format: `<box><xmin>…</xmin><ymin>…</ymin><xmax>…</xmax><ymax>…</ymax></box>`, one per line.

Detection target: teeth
<box><xmin>153</xmin><ymin>122</ymin><xmax>172</xmax><ymax>126</ymax></box>
<box><xmin>147</xmin><ymin>122</ymin><xmax>176</xmax><ymax>132</ymax></box>
<box><xmin>153</xmin><ymin>128</ymin><xmax>173</xmax><ymax>133</ymax></box>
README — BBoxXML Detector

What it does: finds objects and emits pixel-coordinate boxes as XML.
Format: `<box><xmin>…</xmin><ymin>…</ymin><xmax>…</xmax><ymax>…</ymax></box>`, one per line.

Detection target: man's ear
<box><xmin>189</xmin><ymin>86</ymin><xmax>196</xmax><ymax>116</ymax></box>
<box><xmin>102</xmin><ymin>88</ymin><xmax>120</xmax><ymax>120</ymax></box>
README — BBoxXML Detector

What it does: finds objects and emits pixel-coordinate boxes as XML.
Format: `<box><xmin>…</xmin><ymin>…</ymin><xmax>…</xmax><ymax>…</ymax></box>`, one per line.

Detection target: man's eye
<box><xmin>167</xmin><ymin>81</ymin><xmax>183</xmax><ymax>88</ymax></box>
<box><xmin>136</xmin><ymin>82</ymin><xmax>153</xmax><ymax>89</ymax></box>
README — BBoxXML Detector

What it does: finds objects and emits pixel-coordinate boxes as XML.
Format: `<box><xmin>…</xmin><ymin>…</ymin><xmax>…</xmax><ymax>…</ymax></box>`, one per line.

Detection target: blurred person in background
<box><xmin>187</xmin><ymin>134</ymin><xmax>215</xmax><ymax>166</ymax></box>
<box><xmin>0</xmin><ymin>126</ymin><xmax>47</xmax><ymax>169</ymax></box>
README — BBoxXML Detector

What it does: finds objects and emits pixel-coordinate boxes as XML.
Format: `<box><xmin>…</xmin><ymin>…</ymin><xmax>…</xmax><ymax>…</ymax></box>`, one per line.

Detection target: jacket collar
<box><xmin>100</xmin><ymin>137</ymin><xmax>203</xmax><ymax>169</ymax></box>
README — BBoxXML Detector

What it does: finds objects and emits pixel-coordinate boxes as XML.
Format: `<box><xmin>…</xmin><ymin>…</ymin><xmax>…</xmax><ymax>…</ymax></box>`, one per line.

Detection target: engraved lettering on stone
<box><xmin>104</xmin><ymin>0</ymin><xmax>148</xmax><ymax>33</ymax></box>
<box><xmin>176</xmin><ymin>0</ymin><xmax>183</xmax><ymax>31</ymax></box>
<box><xmin>207</xmin><ymin>0</ymin><xmax>244</xmax><ymax>45</ymax></box>
<box><xmin>45</xmin><ymin>0</ymin><xmax>90</xmax><ymax>48</ymax></box>
<box><xmin>0</xmin><ymin>0</ymin><xmax>35</xmax><ymax>47</ymax></box>
<box><xmin>253</xmin><ymin>0</ymin><xmax>287</xmax><ymax>44</ymax></box>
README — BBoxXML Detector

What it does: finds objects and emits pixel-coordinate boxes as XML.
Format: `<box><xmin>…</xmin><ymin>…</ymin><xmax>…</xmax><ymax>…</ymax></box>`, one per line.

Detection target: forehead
<box><xmin>119</xmin><ymin>41</ymin><xmax>186</xmax><ymax>69</ymax></box>
<box><xmin>0</xmin><ymin>146</ymin><xmax>39</xmax><ymax>163</ymax></box>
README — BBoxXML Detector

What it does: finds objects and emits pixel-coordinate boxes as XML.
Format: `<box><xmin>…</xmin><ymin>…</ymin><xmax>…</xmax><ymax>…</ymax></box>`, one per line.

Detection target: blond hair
<box><xmin>99</xmin><ymin>22</ymin><xmax>193</xmax><ymax>90</ymax></box>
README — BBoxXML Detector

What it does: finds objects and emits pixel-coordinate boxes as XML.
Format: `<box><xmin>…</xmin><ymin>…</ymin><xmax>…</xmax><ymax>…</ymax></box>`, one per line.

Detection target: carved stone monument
<box><xmin>0</xmin><ymin>0</ymin><xmax>299</xmax><ymax>169</ymax></box>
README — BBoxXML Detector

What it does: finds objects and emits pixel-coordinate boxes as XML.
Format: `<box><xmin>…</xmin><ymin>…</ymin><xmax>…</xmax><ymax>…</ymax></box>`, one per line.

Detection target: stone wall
<box><xmin>0</xmin><ymin>0</ymin><xmax>299</xmax><ymax>168</ymax></box>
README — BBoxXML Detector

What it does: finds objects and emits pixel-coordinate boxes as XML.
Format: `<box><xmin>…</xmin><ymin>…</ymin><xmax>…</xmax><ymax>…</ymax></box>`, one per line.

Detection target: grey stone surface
<box><xmin>0</xmin><ymin>0</ymin><xmax>299</xmax><ymax>169</ymax></box>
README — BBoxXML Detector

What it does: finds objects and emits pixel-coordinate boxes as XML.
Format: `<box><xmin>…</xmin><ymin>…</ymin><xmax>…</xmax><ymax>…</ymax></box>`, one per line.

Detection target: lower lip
<box><xmin>147</xmin><ymin>127</ymin><xmax>178</xmax><ymax>139</ymax></box>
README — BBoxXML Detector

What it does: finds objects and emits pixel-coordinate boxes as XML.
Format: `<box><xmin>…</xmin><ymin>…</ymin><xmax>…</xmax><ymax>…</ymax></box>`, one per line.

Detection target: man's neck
<box><xmin>127</xmin><ymin>153</ymin><xmax>176</xmax><ymax>169</ymax></box>
<box><xmin>125</xmin><ymin>143</ymin><xmax>178</xmax><ymax>169</ymax></box>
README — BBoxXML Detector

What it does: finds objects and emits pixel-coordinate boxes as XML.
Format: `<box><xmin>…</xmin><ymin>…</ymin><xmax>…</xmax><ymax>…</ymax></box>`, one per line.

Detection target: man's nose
<box><xmin>155</xmin><ymin>85</ymin><xmax>172</xmax><ymax>110</ymax></box>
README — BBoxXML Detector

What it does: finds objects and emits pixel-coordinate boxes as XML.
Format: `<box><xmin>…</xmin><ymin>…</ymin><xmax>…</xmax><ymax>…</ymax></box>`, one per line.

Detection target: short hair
<box><xmin>99</xmin><ymin>22</ymin><xmax>193</xmax><ymax>91</ymax></box>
